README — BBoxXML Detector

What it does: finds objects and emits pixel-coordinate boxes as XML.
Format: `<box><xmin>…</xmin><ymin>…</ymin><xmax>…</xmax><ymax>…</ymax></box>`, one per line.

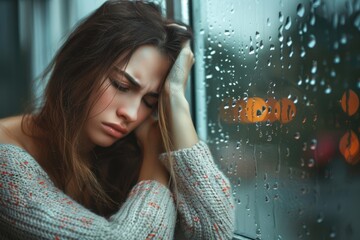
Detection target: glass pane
<box><xmin>192</xmin><ymin>0</ymin><xmax>360</xmax><ymax>239</ymax></box>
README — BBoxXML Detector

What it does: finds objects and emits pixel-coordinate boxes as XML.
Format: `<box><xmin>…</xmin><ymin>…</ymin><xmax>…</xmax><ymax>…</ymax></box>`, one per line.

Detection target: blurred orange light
<box><xmin>246</xmin><ymin>97</ymin><xmax>268</xmax><ymax>122</ymax></box>
<box><xmin>341</xmin><ymin>89</ymin><xmax>359</xmax><ymax>116</ymax></box>
<box><xmin>339</xmin><ymin>130</ymin><xmax>360</xmax><ymax>165</ymax></box>
<box><xmin>275</xmin><ymin>98</ymin><xmax>297</xmax><ymax>123</ymax></box>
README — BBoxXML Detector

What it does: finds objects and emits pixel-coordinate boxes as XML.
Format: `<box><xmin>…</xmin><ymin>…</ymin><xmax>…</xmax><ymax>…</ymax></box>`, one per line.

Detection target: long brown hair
<box><xmin>25</xmin><ymin>0</ymin><xmax>192</xmax><ymax>217</ymax></box>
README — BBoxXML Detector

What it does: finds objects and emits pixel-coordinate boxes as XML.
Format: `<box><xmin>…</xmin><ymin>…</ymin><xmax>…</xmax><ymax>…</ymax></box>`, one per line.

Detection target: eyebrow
<box><xmin>113</xmin><ymin>67</ymin><xmax>159</xmax><ymax>97</ymax></box>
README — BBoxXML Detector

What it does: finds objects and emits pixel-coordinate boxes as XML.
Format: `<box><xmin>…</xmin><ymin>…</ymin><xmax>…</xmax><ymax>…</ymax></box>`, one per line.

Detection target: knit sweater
<box><xmin>0</xmin><ymin>142</ymin><xmax>234</xmax><ymax>239</ymax></box>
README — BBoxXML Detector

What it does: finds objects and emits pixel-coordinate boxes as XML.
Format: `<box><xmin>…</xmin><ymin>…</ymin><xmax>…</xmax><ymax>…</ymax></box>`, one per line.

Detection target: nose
<box><xmin>116</xmin><ymin>98</ymin><xmax>139</xmax><ymax>122</ymax></box>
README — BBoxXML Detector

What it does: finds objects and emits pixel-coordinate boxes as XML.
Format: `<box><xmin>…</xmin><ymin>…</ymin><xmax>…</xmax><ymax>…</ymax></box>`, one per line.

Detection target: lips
<box><xmin>102</xmin><ymin>122</ymin><xmax>128</xmax><ymax>138</ymax></box>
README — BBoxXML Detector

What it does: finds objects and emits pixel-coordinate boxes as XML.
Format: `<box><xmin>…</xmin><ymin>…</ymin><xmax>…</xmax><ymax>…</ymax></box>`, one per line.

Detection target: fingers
<box><xmin>167</xmin><ymin>23</ymin><xmax>187</xmax><ymax>31</ymax></box>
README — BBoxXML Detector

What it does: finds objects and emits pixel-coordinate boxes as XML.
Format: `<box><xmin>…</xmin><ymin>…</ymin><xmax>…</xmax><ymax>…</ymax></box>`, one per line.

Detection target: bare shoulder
<box><xmin>0</xmin><ymin>115</ymin><xmax>25</xmax><ymax>146</ymax></box>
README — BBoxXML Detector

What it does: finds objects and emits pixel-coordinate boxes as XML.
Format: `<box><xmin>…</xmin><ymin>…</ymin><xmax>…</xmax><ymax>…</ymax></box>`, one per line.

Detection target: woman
<box><xmin>0</xmin><ymin>0</ymin><xmax>234</xmax><ymax>239</ymax></box>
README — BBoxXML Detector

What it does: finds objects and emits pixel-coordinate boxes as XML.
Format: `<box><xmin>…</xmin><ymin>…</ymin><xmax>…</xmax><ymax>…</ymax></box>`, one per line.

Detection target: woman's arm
<box><xmin>162</xmin><ymin>41</ymin><xmax>235</xmax><ymax>239</ymax></box>
<box><xmin>0</xmin><ymin>144</ymin><xmax>176</xmax><ymax>239</ymax></box>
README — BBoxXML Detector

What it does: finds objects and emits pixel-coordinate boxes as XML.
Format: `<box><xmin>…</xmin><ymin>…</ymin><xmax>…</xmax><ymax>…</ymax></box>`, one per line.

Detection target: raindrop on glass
<box><xmin>294</xmin><ymin>132</ymin><xmax>301</xmax><ymax>139</ymax></box>
<box><xmin>287</xmin><ymin>36</ymin><xmax>293</xmax><ymax>47</ymax></box>
<box><xmin>249</xmin><ymin>46</ymin><xmax>255</xmax><ymax>54</ymax></box>
<box><xmin>312</xmin><ymin>0</ymin><xmax>321</xmax><ymax>8</ymax></box>
<box><xmin>340</xmin><ymin>34</ymin><xmax>347</xmax><ymax>44</ymax></box>
<box><xmin>308</xmin><ymin>34</ymin><xmax>316</xmax><ymax>48</ymax></box>
<box><xmin>317</xmin><ymin>213</ymin><xmax>324</xmax><ymax>223</ymax></box>
<box><xmin>325</xmin><ymin>85</ymin><xmax>332</xmax><ymax>94</ymax></box>
<box><xmin>255</xmin><ymin>31</ymin><xmax>260</xmax><ymax>39</ymax></box>
<box><xmin>278</xmin><ymin>33</ymin><xmax>284</xmax><ymax>42</ymax></box>
<box><xmin>224</xmin><ymin>30</ymin><xmax>231</xmax><ymax>36</ymax></box>
<box><xmin>300</xmin><ymin>46</ymin><xmax>306</xmax><ymax>57</ymax></box>
<box><xmin>284</xmin><ymin>16</ymin><xmax>292</xmax><ymax>30</ymax></box>
<box><xmin>297</xmin><ymin>3</ymin><xmax>305</xmax><ymax>17</ymax></box>
<box><xmin>310</xmin><ymin>14</ymin><xmax>316</xmax><ymax>26</ymax></box>
<box><xmin>311</xmin><ymin>61</ymin><xmax>317</xmax><ymax>74</ymax></box>
<box><xmin>310</xmin><ymin>78</ymin><xmax>316</xmax><ymax>85</ymax></box>
<box><xmin>334</xmin><ymin>55</ymin><xmax>340</xmax><ymax>64</ymax></box>
<box><xmin>329</xmin><ymin>231</ymin><xmax>336</xmax><ymax>238</ymax></box>
<box><xmin>310</xmin><ymin>139</ymin><xmax>317</xmax><ymax>150</ymax></box>
<box><xmin>307</xmin><ymin>158</ymin><xmax>315</xmax><ymax>167</ymax></box>
<box><xmin>279</xmin><ymin>11</ymin><xmax>284</xmax><ymax>22</ymax></box>
<box><xmin>215</xmin><ymin>66</ymin><xmax>220</xmax><ymax>71</ymax></box>
<box><xmin>270</xmin><ymin>44</ymin><xmax>275</xmax><ymax>51</ymax></box>
<box><xmin>267</xmin><ymin>17</ymin><xmax>271</xmax><ymax>26</ymax></box>
<box><xmin>199</xmin><ymin>29</ymin><xmax>205</xmax><ymax>35</ymax></box>
<box><xmin>259</xmin><ymin>40</ymin><xmax>264</xmax><ymax>49</ymax></box>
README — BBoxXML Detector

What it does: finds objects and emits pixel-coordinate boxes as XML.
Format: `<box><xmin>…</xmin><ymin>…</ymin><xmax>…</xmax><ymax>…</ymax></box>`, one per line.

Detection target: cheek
<box><xmin>131</xmin><ymin>108</ymin><xmax>153</xmax><ymax>129</ymax></box>
<box><xmin>89</xmin><ymin>88</ymin><xmax>116</xmax><ymax>117</ymax></box>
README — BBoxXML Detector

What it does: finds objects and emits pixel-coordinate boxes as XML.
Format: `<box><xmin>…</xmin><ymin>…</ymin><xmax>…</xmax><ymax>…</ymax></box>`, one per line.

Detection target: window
<box><xmin>192</xmin><ymin>0</ymin><xmax>360</xmax><ymax>239</ymax></box>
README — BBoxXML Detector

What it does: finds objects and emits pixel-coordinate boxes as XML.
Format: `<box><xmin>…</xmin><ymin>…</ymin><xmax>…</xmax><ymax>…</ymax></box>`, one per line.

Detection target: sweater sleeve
<box><xmin>0</xmin><ymin>144</ymin><xmax>176</xmax><ymax>240</ymax></box>
<box><xmin>159</xmin><ymin>141</ymin><xmax>235</xmax><ymax>239</ymax></box>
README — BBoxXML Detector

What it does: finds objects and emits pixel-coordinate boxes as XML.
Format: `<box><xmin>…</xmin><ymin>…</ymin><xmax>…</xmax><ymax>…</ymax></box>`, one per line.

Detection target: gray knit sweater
<box><xmin>0</xmin><ymin>142</ymin><xmax>234</xmax><ymax>239</ymax></box>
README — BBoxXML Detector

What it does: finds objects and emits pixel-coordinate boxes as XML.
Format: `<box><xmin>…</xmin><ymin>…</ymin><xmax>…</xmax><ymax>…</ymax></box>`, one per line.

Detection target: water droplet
<box><xmin>284</xmin><ymin>16</ymin><xmax>292</xmax><ymax>30</ymax></box>
<box><xmin>294</xmin><ymin>132</ymin><xmax>301</xmax><ymax>139</ymax></box>
<box><xmin>325</xmin><ymin>85</ymin><xmax>332</xmax><ymax>94</ymax></box>
<box><xmin>311</xmin><ymin>61</ymin><xmax>317</xmax><ymax>74</ymax></box>
<box><xmin>329</xmin><ymin>231</ymin><xmax>336</xmax><ymax>238</ymax></box>
<box><xmin>270</xmin><ymin>44</ymin><xmax>275</xmax><ymax>51</ymax></box>
<box><xmin>215</xmin><ymin>66</ymin><xmax>220</xmax><ymax>71</ymax></box>
<box><xmin>267</xmin><ymin>17</ymin><xmax>271</xmax><ymax>26</ymax></box>
<box><xmin>255</xmin><ymin>31</ymin><xmax>260</xmax><ymax>39</ymax></box>
<box><xmin>302</xmin><ymin>142</ymin><xmax>307</xmax><ymax>151</ymax></box>
<box><xmin>278</xmin><ymin>33</ymin><xmax>284</xmax><ymax>42</ymax></box>
<box><xmin>312</xmin><ymin>0</ymin><xmax>321</xmax><ymax>8</ymax></box>
<box><xmin>249</xmin><ymin>46</ymin><xmax>255</xmax><ymax>54</ymax></box>
<box><xmin>279</xmin><ymin>11</ymin><xmax>284</xmax><ymax>22</ymax></box>
<box><xmin>199</xmin><ymin>29</ymin><xmax>205</xmax><ymax>35</ymax></box>
<box><xmin>300</xmin><ymin>46</ymin><xmax>306</xmax><ymax>57</ymax></box>
<box><xmin>340</xmin><ymin>34</ymin><xmax>347</xmax><ymax>44</ymax></box>
<box><xmin>287</xmin><ymin>36</ymin><xmax>293</xmax><ymax>46</ymax></box>
<box><xmin>308</xmin><ymin>34</ymin><xmax>316</xmax><ymax>48</ymax></box>
<box><xmin>210</xmin><ymin>50</ymin><xmax>216</xmax><ymax>55</ymax></box>
<box><xmin>289</xmin><ymin>49</ymin><xmax>294</xmax><ymax>57</ymax></box>
<box><xmin>265</xmin><ymin>195</ymin><xmax>270</xmax><ymax>202</ymax></box>
<box><xmin>297</xmin><ymin>4</ymin><xmax>305</xmax><ymax>17</ymax></box>
<box><xmin>224</xmin><ymin>30</ymin><xmax>231</xmax><ymax>36</ymax></box>
<box><xmin>334</xmin><ymin>55</ymin><xmax>340</xmax><ymax>64</ymax></box>
<box><xmin>310</xmin><ymin>78</ymin><xmax>316</xmax><ymax>85</ymax></box>
<box><xmin>259</xmin><ymin>40</ymin><xmax>264</xmax><ymax>49</ymax></box>
<box><xmin>206</xmin><ymin>74</ymin><xmax>213</xmax><ymax>79</ymax></box>
<box><xmin>310</xmin><ymin>139</ymin><xmax>317</xmax><ymax>150</ymax></box>
<box><xmin>310</xmin><ymin>14</ymin><xmax>316</xmax><ymax>26</ymax></box>
<box><xmin>308</xmin><ymin>158</ymin><xmax>315</xmax><ymax>167</ymax></box>
<box><xmin>317</xmin><ymin>213</ymin><xmax>324</xmax><ymax>223</ymax></box>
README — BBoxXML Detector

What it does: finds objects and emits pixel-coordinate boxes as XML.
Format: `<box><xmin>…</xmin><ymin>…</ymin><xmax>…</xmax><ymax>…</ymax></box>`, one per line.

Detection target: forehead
<box><xmin>125</xmin><ymin>45</ymin><xmax>170</xmax><ymax>78</ymax></box>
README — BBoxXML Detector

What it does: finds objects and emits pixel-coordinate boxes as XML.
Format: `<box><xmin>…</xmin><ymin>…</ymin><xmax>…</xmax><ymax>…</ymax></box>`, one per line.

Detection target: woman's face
<box><xmin>83</xmin><ymin>45</ymin><xmax>171</xmax><ymax>149</ymax></box>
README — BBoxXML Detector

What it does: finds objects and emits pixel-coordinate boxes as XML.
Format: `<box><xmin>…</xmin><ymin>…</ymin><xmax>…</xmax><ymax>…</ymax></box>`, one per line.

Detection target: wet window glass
<box><xmin>192</xmin><ymin>0</ymin><xmax>360</xmax><ymax>239</ymax></box>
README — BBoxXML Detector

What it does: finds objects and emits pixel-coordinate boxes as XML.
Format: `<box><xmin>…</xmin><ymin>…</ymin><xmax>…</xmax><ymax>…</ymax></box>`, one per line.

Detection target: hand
<box><xmin>160</xmin><ymin>38</ymin><xmax>199</xmax><ymax>150</ymax></box>
<box><xmin>135</xmin><ymin>113</ymin><xmax>163</xmax><ymax>154</ymax></box>
<box><xmin>135</xmin><ymin>114</ymin><xmax>169</xmax><ymax>186</ymax></box>
<box><xmin>163</xmin><ymin>40</ymin><xmax>195</xmax><ymax>97</ymax></box>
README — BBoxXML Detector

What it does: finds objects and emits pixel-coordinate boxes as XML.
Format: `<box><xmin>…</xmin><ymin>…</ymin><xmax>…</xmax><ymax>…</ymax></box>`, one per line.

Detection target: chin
<box><xmin>90</xmin><ymin>135</ymin><xmax>118</xmax><ymax>148</ymax></box>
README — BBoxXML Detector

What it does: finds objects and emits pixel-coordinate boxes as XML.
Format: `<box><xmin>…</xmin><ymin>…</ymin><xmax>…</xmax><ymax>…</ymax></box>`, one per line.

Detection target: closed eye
<box><xmin>143</xmin><ymin>95</ymin><xmax>158</xmax><ymax>109</ymax></box>
<box><xmin>109</xmin><ymin>78</ymin><xmax>129</xmax><ymax>92</ymax></box>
